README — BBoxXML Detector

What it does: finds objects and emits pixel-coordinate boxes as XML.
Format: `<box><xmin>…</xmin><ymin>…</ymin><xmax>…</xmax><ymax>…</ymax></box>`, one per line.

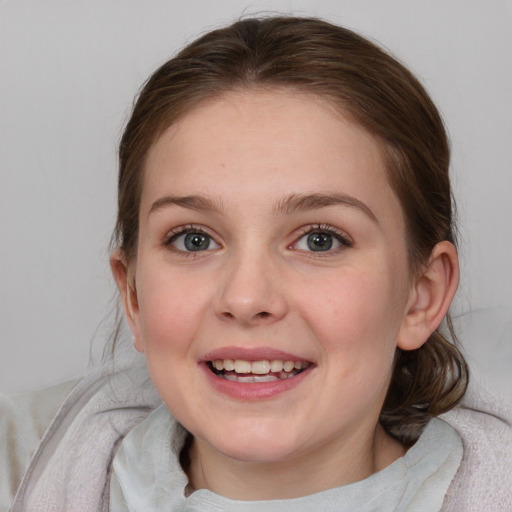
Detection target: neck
<box><xmin>186</xmin><ymin>423</ymin><xmax>406</xmax><ymax>501</ymax></box>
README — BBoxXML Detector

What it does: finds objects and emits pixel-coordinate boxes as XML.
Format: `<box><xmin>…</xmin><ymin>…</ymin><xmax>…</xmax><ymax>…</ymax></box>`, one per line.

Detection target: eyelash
<box><xmin>163</xmin><ymin>223</ymin><xmax>353</xmax><ymax>256</ymax></box>
<box><xmin>164</xmin><ymin>224</ymin><xmax>219</xmax><ymax>255</ymax></box>
<box><xmin>291</xmin><ymin>224</ymin><xmax>353</xmax><ymax>253</ymax></box>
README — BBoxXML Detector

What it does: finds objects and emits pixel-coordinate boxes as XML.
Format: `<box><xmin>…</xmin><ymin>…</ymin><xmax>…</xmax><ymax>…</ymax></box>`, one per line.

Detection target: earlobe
<box><xmin>397</xmin><ymin>241</ymin><xmax>459</xmax><ymax>351</ymax></box>
<box><xmin>110</xmin><ymin>250</ymin><xmax>144</xmax><ymax>352</ymax></box>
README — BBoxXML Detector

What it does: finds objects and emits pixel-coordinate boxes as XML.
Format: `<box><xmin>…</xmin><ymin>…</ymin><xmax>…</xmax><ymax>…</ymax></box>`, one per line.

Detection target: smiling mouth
<box><xmin>208</xmin><ymin>359</ymin><xmax>311</xmax><ymax>383</ymax></box>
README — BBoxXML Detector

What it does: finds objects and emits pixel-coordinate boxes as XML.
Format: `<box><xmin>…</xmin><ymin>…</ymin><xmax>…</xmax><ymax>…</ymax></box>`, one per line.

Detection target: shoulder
<box><xmin>441</xmin><ymin>378</ymin><xmax>512</xmax><ymax>511</ymax></box>
<box><xmin>8</xmin><ymin>360</ymin><xmax>161</xmax><ymax>512</ymax></box>
<box><xmin>0</xmin><ymin>380</ymin><xmax>78</xmax><ymax>512</ymax></box>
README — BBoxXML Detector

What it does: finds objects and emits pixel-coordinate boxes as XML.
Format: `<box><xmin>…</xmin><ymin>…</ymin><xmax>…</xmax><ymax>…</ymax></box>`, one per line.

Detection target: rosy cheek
<box><xmin>138</xmin><ymin>271</ymin><xmax>211</xmax><ymax>348</ymax></box>
<box><xmin>301</xmin><ymin>273</ymin><xmax>394</xmax><ymax>351</ymax></box>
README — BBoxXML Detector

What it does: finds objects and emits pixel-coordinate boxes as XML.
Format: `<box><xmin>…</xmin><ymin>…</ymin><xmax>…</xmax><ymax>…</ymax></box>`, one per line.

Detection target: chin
<box><xmin>220</xmin><ymin>442</ymin><xmax>299</xmax><ymax>464</ymax></box>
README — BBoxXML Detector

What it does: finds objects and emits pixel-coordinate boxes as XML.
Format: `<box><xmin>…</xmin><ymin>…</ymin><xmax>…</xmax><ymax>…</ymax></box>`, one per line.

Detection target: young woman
<box><xmin>3</xmin><ymin>16</ymin><xmax>510</xmax><ymax>512</ymax></box>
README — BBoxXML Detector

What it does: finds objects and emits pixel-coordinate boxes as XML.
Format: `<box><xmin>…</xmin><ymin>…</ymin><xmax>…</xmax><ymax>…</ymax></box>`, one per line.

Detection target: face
<box><xmin>123</xmin><ymin>90</ymin><xmax>416</xmax><ymax>466</ymax></box>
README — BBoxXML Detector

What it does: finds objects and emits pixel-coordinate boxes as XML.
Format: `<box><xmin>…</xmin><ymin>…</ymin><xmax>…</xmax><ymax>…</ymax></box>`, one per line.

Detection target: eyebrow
<box><xmin>148</xmin><ymin>192</ymin><xmax>377</xmax><ymax>223</ymax></box>
<box><xmin>148</xmin><ymin>195</ymin><xmax>226</xmax><ymax>216</ymax></box>
<box><xmin>275</xmin><ymin>192</ymin><xmax>378</xmax><ymax>223</ymax></box>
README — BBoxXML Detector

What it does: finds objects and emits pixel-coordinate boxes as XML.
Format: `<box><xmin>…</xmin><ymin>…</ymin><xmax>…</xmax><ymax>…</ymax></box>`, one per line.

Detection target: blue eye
<box><xmin>305</xmin><ymin>232</ymin><xmax>333</xmax><ymax>251</ymax></box>
<box><xmin>294</xmin><ymin>226</ymin><xmax>351</xmax><ymax>253</ymax></box>
<box><xmin>168</xmin><ymin>230</ymin><xmax>220</xmax><ymax>252</ymax></box>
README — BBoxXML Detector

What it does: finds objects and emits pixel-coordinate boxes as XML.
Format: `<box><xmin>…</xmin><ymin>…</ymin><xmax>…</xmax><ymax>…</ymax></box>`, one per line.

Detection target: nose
<box><xmin>213</xmin><ymin>249</ymin><xmax>288</xmax><ymax>327</ymax></box>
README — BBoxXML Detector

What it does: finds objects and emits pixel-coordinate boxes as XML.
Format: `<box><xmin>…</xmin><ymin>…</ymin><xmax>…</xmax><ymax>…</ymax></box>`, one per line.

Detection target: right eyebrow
<box><xmin>148</xmin><ymin>194</ymin><xmax>226</xmax><ymax>217</ymax></box>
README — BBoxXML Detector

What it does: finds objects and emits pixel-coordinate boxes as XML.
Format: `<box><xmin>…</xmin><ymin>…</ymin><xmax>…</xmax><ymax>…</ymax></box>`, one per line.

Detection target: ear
<box><xmin>110</xmin><ymin>249</ymin><xmax>144</xmax><ymax>352</ymax></box>
<box><xmin>397</xmin><ymin>241</ymin><xmax>459</xmax><ymax>351</ymax></box>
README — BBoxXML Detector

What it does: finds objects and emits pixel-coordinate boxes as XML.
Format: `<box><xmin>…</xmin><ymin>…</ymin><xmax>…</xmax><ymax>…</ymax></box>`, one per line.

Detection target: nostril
<box><xmin>220</xmin><ymin>310</ymin><xmax>271</xmax><ymax>322</ymax></box>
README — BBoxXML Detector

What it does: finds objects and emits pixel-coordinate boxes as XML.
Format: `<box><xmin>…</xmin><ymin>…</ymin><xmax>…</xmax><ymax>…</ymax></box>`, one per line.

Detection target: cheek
<box><xmin>299</xmin><ymin>270</ymin><xmax>404</xmax><ymax>367</ymax></box>
<box><xmin>133</xmin><ymin>265</ymin><xmax>215</xmax><ymax>417</ymax></box>
<box><xmin>296</xmin><ymin>272</ymin><xmax>404</xmax><ymax>425</ymax></box>
<box><xmin>136</xmin><ymin>266</ymin><xmax>211</xmax><ymax>355</ymax></box>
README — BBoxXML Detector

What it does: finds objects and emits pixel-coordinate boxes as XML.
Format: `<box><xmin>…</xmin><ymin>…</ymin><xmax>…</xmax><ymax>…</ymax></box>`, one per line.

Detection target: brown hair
<box><xmin>112</xmin><ymin>16</ymin><xmax>468</xmax><ymax>443</ymax></box>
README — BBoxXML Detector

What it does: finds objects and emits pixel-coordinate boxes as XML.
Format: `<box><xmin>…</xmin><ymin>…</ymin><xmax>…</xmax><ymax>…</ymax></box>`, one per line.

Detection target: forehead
<box><xmin>141</xmin><ymin>89</ymin><xmax>402</xmax><ymax>227</ymax></box>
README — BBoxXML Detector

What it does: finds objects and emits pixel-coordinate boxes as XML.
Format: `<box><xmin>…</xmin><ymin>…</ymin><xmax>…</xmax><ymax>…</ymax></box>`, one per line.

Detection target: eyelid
<box><xmin>162</xmin><ymin>223</ymin><xmax>352</xmax><ymax>255</ymax></box>
<box><xmin>164</xmin><ymin>224</ymin><xmax>221</xmax><ymax>252</ymax></box>
<box><xmin>290</xmin><ymin>224</ymin><xmax>353</xmax><ymax>252</ymax></box>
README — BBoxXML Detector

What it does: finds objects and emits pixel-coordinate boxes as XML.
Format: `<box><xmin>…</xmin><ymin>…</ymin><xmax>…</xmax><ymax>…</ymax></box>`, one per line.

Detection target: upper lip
<box><xmin>200</xmin><ymin>346</ymin><xmax>312</xmax><ymax>363</ymax></box>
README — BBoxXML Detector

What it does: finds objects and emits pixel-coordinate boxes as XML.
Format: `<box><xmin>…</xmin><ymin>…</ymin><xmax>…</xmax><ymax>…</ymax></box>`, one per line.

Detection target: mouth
<box><xmin>207</xmin><ymin>359</ymin><xmax>311</xmax><ymax>383</ymax></box>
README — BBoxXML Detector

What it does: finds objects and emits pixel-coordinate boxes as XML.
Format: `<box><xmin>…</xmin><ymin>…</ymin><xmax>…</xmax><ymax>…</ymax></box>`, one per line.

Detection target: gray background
<box><xmin>1</xmin><ymin>0</ymin><xmax>511</xmax><ymax>393</ymax></box>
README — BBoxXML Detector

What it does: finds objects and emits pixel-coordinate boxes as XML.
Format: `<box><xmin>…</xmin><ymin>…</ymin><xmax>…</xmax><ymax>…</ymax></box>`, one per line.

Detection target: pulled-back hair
<box><xmin>113</xmin><ymin>16</ymin><xmax>468</xmax><ymax>443</ymax></box>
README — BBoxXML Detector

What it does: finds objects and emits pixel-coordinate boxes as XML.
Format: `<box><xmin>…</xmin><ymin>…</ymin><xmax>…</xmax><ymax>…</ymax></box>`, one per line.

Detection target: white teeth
<box><xmin>270</xmin><ymin>360</ymin><xmax>284</xmax><ymax>372</ymax></box>
<box><xmin>234</xmin><ymin>360</ymin><xmax>252</xmax><ymax>373</ymax></box>
<box><xmin>251</xmin><ymin>360</ymin><xmax>270</xmax><ymax>374</ymax></box>
<box><xmin>211</xmin><ymin>358</ymin><xmax>310</xmax><ymax>376</ymax></box>
<box><xmin>283</xmin><ymin>361</ymin><xmax>295</xmax><ymax>372</ymax></box>
<box><xmin>226</xmin><ymin>374</ymin><xmax>280</xmax><ymax>383</ymax></box>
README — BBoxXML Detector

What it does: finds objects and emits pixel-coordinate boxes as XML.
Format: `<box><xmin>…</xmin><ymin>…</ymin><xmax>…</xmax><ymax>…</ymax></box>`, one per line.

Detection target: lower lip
<box><xmin>201</xmin><ymin>363</ymin><xmax>313</xmax><ymax>400</ymax></box>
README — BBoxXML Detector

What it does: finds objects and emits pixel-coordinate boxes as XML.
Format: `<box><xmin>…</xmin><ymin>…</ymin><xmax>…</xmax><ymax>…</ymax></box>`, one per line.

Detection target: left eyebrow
<box><xmin>275</xmin><ymin>192</ymin><xmax>378</xmax><ymax>223</ymax></box>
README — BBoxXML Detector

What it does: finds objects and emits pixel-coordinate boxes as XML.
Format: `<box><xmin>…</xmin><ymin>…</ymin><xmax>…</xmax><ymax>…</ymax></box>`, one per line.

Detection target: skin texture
<box><xmin>111</xmin><ymin>90</ymin><xmax>459</xmax><ymax>500</ymax></box>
